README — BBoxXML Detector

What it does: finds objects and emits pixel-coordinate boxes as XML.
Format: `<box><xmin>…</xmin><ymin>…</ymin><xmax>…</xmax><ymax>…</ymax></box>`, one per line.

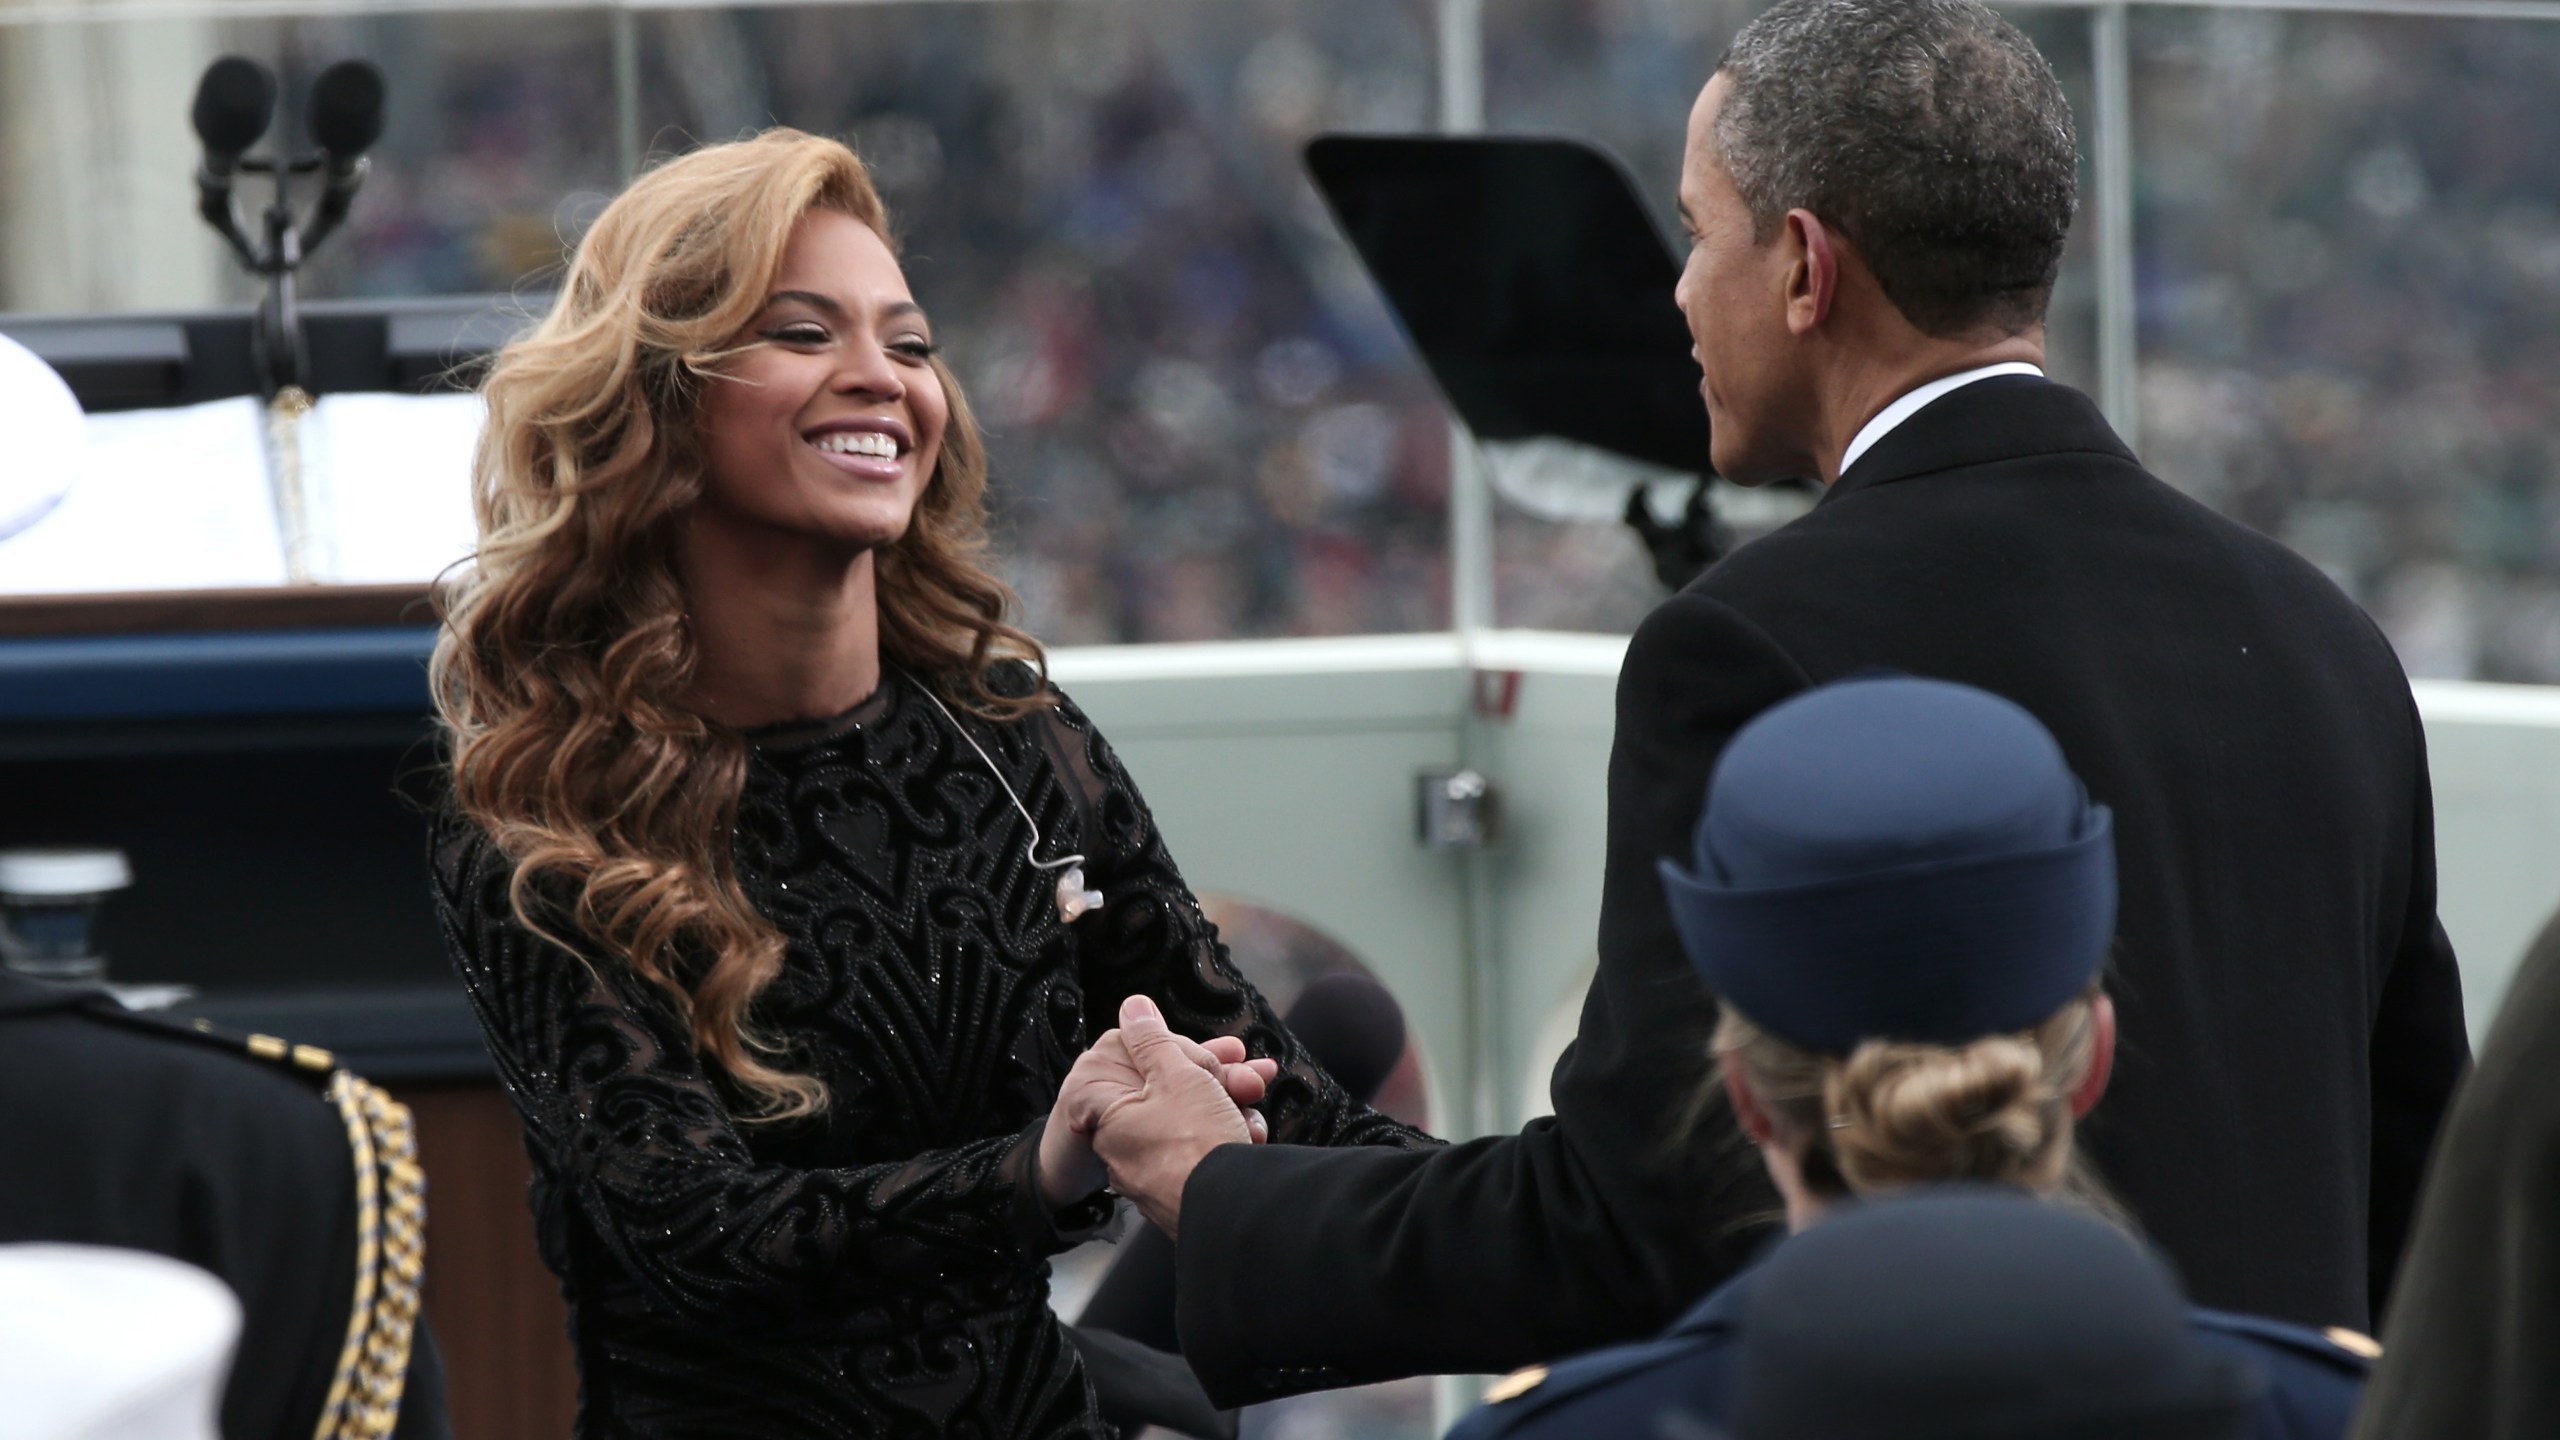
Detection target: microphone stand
<box><xmin>198</xmin><ymin>153</ymin><xmax>347</xmax><ymax>401</ymax></box>
<box><xmin>195</xmin><ymin>152</ymin><xmax>357</xmax><ymax>583</ymax></box>
<box><xmin>1624</xmin><ymin>479</ymin><xmax>1728</xmax><ymax>592</ymax></box>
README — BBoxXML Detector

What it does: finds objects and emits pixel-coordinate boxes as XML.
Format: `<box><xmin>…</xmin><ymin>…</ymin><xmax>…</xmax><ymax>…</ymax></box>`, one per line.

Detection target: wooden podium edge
<box><xmin>0</xmin><ymin>584</ymin><xmax>439</xmax><ymax>638</ymax></box>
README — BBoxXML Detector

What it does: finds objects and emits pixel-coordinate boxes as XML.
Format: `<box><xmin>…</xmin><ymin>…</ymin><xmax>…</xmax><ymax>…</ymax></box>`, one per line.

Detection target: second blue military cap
<box><xmin>1657</xmin><ymin>675</ymin><xmax>2116</xmax><ymax>1054</ymax></box>
<box><xmin>1733</xmin><ymin>1188</ymin><xmax>2263</xmax><ymax>1440</ymax></box>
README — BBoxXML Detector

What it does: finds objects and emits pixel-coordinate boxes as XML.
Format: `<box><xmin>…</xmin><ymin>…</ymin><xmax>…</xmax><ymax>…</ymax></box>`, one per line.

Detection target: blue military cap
<box><xmin>1733</xmin><ymin>1189</ymin><xmax>2264</xmax><ymax>1440</ymax></box>
<box><xmin>1657</xmin><ymin>675</ymin><xmax>2115</xmax><ymax>1053</ymax></box>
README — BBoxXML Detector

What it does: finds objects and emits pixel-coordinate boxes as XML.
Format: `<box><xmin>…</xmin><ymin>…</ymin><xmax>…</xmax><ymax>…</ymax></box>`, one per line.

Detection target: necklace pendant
<box><xmin>1055</xmin><ymin>865</ymin><xmax>1104</xmax><ymax>924</ymax></box>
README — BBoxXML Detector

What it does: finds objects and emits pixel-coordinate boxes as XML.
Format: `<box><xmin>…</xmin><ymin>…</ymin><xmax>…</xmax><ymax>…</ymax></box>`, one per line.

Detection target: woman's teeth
<box><xmin>813</xmin><ymin>432</ymin><xmax>900</xmax><ymax>459</ymax></box>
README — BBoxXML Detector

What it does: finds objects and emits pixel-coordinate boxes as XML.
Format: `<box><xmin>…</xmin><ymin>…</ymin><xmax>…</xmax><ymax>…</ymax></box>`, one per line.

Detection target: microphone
<box><xmin>309</xmin><ymin>59</ymin><xmax>385</xmax><ymax>159</ymax></box>
<box><xmin>300</xmin><ymin>60</ymin><xmax>385</xmax><ymax>253</ymax></box>
<box><xmin>191</xmin><ymin>56</ymin><xmax>276</xmax><ymax>172</ymax></box>
<box><xmin>182</xmin><ymin>52</ymin><xmax>389</xmax><ymax>400</ymax></box>
<box><xmin>1272</xmin><ymin>972</ymin><xmax>1409</xmax><ymax>1109</ymax></box>
<box><xmin>190</xmin><ymin>57</ymin><xmax>276</xmax><ymax>265</ymax></box>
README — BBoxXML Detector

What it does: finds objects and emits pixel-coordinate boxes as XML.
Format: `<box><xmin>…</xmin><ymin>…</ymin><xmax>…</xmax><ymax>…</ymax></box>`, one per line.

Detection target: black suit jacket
<box><xmin>1173</xmin><ymin>378</ymin><xmax>2469</xmax><ymax>1405</ymax></box>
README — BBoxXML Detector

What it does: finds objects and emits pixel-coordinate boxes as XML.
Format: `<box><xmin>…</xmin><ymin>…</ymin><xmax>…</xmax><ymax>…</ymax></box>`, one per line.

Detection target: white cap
<box><xmin>0</xmin><ymin>849</ymin><xmax>132</xmax><ymax>900</ymax></box>
<box><xmin>0</xmin><ymin>1244</ymin><xmax>239</xmax><ymax>1440</ymax></box>
<box><xmin>0</xmin><ymin>332</ymin><xmax>83</xmax><ymax>546</ymax></box>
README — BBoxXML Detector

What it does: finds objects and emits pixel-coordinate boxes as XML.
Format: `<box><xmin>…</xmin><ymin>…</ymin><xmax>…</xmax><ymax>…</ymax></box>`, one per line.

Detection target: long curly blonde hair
<box><xmin>432</xmin><ymin>129</ymin><xmax>1043</xmax><ymax>1120</ymax></box>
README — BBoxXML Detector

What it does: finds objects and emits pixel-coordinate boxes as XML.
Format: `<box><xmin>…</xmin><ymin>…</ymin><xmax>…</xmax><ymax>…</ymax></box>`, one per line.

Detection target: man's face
<box><xmin>1674</xmin><ymin>74</ymin><xmax>1811</xmax><ymax>485</ymax></box>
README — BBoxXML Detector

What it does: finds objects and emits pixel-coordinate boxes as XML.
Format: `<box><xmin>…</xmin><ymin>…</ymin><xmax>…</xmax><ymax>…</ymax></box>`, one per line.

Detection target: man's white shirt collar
<box><xmin>1835</xmin><ymin>362</ymin><xmax>2045</xmax><ymax>479</ymax></box>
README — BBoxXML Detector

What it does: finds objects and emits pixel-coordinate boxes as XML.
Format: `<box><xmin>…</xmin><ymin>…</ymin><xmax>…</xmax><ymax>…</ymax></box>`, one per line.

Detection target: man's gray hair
<box><xmin>1715</xmin><ymin>0</ymin><xmax>2078</xmax><ymax>337</ymax></box>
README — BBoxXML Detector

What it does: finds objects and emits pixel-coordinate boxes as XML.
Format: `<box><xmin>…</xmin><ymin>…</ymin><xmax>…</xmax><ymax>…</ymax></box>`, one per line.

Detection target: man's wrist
<box><xmin>1128</xmin><ymin>1135</ymin><xmax>1243</xmax><ymax>1238</ymax></box>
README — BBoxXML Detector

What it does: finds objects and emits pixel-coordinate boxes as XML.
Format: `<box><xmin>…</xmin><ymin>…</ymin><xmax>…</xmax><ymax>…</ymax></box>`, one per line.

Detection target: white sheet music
<box><xmin>301</xmin><ymin>391</ymin><xmax>484</xmax><ymax>586</ymax></box>
<box><xmin>0</xmin><ymin>396</ymin><xmax>287</xmax><ymax>593</ymax></box>
<box><xmin>0</xmin><ymin>391</ymin><xmax>486</xmax><ymax>595</ymax></box>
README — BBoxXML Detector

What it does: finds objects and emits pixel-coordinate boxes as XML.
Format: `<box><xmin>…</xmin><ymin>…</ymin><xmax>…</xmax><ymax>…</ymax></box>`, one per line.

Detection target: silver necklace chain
<box><xmin>897</xmin><ymin>666</ymin><xmax>1087</xmax><ymax>881</ymax></box>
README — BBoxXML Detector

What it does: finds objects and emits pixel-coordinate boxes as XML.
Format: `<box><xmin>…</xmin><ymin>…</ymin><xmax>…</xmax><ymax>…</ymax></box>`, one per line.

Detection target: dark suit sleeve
<box><xmin>2365</xmin><ymin>693</ymin><xmax>2470</xmax><ymax>1322</ymax></box>
<box><xmin>1171</xmin><ymin>591</ymin><xmax>1809</xmax><ymax>1405</ymax></box>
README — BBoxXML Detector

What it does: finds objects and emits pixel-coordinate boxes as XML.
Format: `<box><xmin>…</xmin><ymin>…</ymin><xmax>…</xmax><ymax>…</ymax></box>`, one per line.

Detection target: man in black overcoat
<box><xmin>1089</xmin><ymin>0</ymin><xmax>2469</xmax><ymax>1406</ymax></box>
<box><xmin>0</xmin><ymin>968</ymin><xmax>449</xmax><ymax>1440</ymax></box>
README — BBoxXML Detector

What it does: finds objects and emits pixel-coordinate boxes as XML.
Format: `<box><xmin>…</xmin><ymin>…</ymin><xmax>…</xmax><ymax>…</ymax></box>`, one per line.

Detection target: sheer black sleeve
<box><xmin>427</xmin><ymin>816</ymin><xmax>1112</xmax><ymax>1332</ymax></box>
<box><xmin>1034</xmin><ymin>691</ymin><xmax>1439</xmax><ymax>1153</ymax></box>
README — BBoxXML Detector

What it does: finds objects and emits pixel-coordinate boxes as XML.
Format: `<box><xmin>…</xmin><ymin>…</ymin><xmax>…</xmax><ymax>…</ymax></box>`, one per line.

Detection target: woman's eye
<box><xmin>764</xmin><ymin>323</ymin><xmax>829</xmax><ymax>345</ymax></box>
<box><xmin>889</xmin><ymin>337</ymin><xmax>940</xmax><ymax>360</ymax></box>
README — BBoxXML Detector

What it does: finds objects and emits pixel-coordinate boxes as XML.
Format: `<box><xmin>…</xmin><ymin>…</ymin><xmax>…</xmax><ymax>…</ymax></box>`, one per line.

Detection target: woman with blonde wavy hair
<box><xmin>426</xmin><ymin>128</ymin><xmax>1431</xmax><ymax>1440</ymax></box>
<box><xmin>1451</xmin><ymin>676</ymin><xmax>2372</xmax><ymax>1440</ymax></box>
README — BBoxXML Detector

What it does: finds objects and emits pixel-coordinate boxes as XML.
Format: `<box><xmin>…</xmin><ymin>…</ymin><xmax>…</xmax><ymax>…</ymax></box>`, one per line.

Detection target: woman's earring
<box><xmin>1055</xmin><ymin>866</ymin><xmax>1105</xmax><ymax>924</ymax></box>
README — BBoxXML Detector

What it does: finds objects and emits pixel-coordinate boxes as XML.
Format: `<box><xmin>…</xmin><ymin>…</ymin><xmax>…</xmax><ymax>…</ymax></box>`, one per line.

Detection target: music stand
<box><xmin>1304</xmin><ymin>134</ymin><xmax>1734</xmax><ymax>587</ymax></box>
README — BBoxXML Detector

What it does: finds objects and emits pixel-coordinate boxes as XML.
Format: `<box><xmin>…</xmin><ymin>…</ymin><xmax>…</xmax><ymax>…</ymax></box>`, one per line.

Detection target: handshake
<box><xmin>1036</xmin><ymin>995</ymin><xmax>1273</xmax><ymax>1238</ymax></box>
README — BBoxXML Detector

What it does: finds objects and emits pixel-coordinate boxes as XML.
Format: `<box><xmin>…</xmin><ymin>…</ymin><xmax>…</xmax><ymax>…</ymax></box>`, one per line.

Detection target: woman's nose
<box><xmin>831</xmin><ymin>337</ymin><xmax>904</xmax><ymax>399</ymax></box>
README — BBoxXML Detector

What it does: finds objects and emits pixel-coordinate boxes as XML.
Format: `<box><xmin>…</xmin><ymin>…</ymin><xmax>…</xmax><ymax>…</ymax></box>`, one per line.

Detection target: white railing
<box><xmin>6</xmin><ymin>0</ymin><xmax>2560</xmax><ymax>22</ymax></box>
<box><xmin>1060</xmin><ymin>633</ymin><xmax>2560</xmax><ymax>1153</ymax></box>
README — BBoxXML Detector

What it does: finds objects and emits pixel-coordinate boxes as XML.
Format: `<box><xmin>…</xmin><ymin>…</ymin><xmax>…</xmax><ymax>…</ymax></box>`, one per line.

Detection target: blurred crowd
<box><xmin>255</xmin><ymin>0</ymin><xmax>1454</xmax><ymax>648</ymax></box>
<box><xmin>182</xmin><ymin>0</ymin><xmax>2560</xmax><ymax>672</ymax></box>
<box><xmin>2133</xmin><ymin>8</ymin><xmax>2560</xmax><ymax>684</ymax></box>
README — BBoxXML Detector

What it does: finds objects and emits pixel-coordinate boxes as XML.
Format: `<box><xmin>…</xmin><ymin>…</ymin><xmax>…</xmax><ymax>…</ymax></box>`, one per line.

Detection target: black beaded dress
<box><xmin>429</xmin><ymin>669</ymin><xmax>1435</xmax><ymax>1439</ymax></box>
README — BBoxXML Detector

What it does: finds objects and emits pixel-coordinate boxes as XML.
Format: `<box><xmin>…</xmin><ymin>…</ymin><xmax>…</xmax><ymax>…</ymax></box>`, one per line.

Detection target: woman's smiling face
<box><xmin>695</xmin><ymin>208</ymin><xmax>948</xmax><ymax>554</ymax></box>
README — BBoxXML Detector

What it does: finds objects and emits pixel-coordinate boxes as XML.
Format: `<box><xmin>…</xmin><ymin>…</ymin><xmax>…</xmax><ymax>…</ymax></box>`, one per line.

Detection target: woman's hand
<box><xmin>1040</xmin><ymin>1018</ymin><xmax>1275</xmax><ymax>1208</ymax></box>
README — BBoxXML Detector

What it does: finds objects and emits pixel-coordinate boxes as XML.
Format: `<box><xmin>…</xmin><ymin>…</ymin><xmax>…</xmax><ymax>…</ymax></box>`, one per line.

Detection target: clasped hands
<box><xmin>1037</xmin><ymin>995</ymin><xmax>1267</xmax><ymax>1237</ymax></box>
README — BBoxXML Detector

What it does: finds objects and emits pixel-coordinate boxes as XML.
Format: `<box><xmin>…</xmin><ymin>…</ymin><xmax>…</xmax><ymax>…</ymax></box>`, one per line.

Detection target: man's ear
<box><xmin>2069</xmin><ymin>991</ymin><xmax>2117</xmax><ymax>1119</ymax></box>
<box><xmin>1782</xmin><ymin>207</ymin><xmax>1838</xmax><ymax>337</ymax></box>
<box><xmin>1722</xmin><ymin>1059</ymin><xmax>1776</xmax><ymax>1144</ymax></box>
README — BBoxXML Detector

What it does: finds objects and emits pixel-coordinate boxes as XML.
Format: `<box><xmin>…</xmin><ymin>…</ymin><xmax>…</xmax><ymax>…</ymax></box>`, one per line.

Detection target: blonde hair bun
<box><xmin>1824</xmin><ymin>1034</ymin><xmax>2070</xmax><ymax>1193</ymax></box>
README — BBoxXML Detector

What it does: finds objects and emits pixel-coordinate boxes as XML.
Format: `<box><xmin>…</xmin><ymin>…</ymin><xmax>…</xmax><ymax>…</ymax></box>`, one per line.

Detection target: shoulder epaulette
<box><xmin>216</xmin><ymin>1021</ymin><xmax>340</xmax><ymax>1076</ymax></box>
<box><xmin>1464</xmin><ymin>1333</ymin><xmax>1710</xmax><ymax>1434</ymax></box>
<box><xmin>80</xmin><ymin>1001</ymin><xmax>341</xmax><ymax>1079</ymax></box>
<box><xmin>2190</xmin><ymin>1309</ymin><xmax>2378</xmax><ymax>1374</ymax></box>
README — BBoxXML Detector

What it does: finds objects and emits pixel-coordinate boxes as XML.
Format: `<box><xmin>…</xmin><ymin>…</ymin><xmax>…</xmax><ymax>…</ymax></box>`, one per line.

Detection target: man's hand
<box><xmin>1040</xmin><ymin>1001</ymin><xmax>1273</xmax><ymax>1209</ymax></box>
<box><xmin>1087</xmin><ymin>995</ymin><xmax>1259</xmax><ymax>1238</ymax></box>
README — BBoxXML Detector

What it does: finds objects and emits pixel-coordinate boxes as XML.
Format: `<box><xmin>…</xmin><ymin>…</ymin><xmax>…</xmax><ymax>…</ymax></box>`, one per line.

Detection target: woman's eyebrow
<box><xmin>764</xmin><ymin>291</ymin><xmax>927</xmax><ymax>326</ymax></box>
<box><xmin>766</xmin><ymin>289</ymin><xmax>847</xmax><ymax>318</ymax></box>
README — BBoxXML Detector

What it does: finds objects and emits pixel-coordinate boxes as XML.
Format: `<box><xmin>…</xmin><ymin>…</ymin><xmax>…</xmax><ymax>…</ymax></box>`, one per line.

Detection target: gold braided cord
<box><xmin>266</xmin><ymin>384</ymin><xmax>319</xmax><ymax>584</ymax></box>
<box><xmin>315</xmin><ymin>1072</ymin><xmax>427</xmax><ymax>1440</ymax></box>
<box><xmin>314</xmin><ymin>1072</ymin><xmax>379</xmax><ymax>1440</ymax></box>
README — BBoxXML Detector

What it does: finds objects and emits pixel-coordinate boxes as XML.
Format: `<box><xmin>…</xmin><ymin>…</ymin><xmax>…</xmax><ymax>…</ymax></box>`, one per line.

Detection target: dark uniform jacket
<box><xmin>0</xmin><ymin>970</ymin><xmax>447</xmax><ymax>1440</ymax></box>
<box><xmin>1171</xmin><ymin>377</ymin><xmax>2469</xmax><ymax>1404</ymax></box>
<box><xmin>1443</xmin><ymin>1251</ymin><xmax>2375</xmax><ymax>1440</ymax></box>
<box><xmin>2351</xmin><ymin>909</ymin><xmax>2560</xmax><ymax>1440</ymax></box>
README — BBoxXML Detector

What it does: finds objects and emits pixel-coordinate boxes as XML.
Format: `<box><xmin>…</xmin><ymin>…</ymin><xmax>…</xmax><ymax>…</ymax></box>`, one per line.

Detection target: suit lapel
<box><xmin>1824</xmin><ymin>377</ymin><xmax>2137</xmax><ymax>506</ymax></box>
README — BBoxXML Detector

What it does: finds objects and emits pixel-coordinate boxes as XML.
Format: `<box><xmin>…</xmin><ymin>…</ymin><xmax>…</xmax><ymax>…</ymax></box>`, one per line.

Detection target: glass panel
<box><xmin>2131</xmin><ymin>8</ymin><xmax>2560</xmax><ymax>682</ymax></box>
<box><xmin>1477</xmin><ymin>0</ymin><xmax>2103</xmax><ymax>633</ymax></box>
<box><xmin>636</xmin><ymin>0</ymin><xmax>1452</xmax><ymax>646</ymax></box>
<box><xmin>0</xmin><ymin>17</ymin><xmax>234</xmax><ymax>312</ymax></box>
<box><xmin>0</xmin><ymin>11</ymin><xmax>622</xmax><ymax>311</ymax></box>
